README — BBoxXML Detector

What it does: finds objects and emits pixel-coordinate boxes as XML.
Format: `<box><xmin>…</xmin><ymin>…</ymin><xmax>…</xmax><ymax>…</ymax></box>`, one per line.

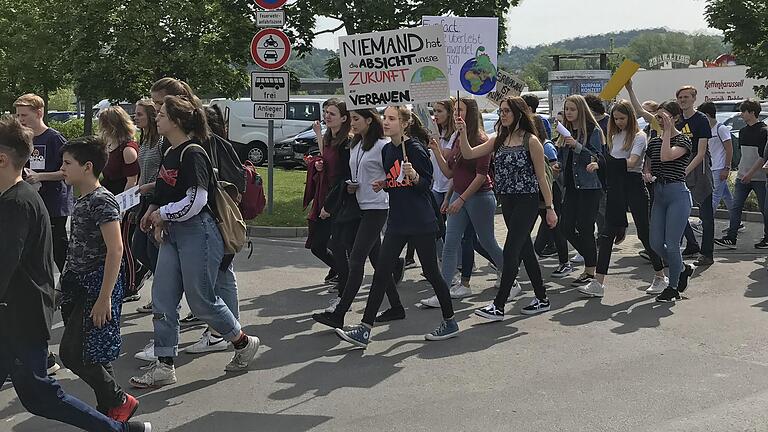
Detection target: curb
<box><xmin>691</xmin><ymin>207</ymin><xmax>764</xmax><ymax>223</ymax></box>
<box><xmin>247</xmin><ymin>225</ymin><xmax>308</xmax><ymax>238</ymax></box>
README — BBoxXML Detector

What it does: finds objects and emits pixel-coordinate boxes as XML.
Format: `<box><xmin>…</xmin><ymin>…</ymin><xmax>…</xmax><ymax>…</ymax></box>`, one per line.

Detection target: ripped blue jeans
<box><xmin>152</xmin><ymin>212</ymin><xmax>241</xmax><ymax>357</ymax></box>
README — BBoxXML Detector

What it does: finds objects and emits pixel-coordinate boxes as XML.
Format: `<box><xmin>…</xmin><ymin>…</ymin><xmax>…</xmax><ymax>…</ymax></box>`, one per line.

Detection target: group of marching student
<box><xmin>1</xmin><ymin>77</ymin><xmax>263</xmax><ymax>431</ymax></box>
<box><xmin>302</xmin><ymin>80</ymin><xmax>763</xmax><ymax>349</ymax></box>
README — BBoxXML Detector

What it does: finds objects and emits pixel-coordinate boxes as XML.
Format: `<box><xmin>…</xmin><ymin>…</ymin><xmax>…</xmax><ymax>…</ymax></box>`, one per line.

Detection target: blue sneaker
<box><xmin>425</xmin><ymin>318</ymin><xmax>459</xmax><ymax>341</ymax></box>
<box><xmin>335</xmin><ymin>324</ymin><xmax>370</xmax><ymax>349</ymax></box>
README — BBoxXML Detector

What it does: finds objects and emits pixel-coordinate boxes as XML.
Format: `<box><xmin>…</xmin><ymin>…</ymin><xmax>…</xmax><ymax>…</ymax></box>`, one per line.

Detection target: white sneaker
<box><xmin>134</xmin><ymin>341</ymin><xmax>157</xmax><ymax>362</ymax></box>
<box><xmin>578</xmin><ymin>280</ymin><xmax>604</xmax><ymax>297</ymax></box>
<box><xmin>449</xmin><ymin>282</ymin><xmax>471</xmax><ymax>299</ymax></box>
<box><xmin>646</xmin><ymin>275</ymin><xmax>669</xmax><ymax>295</ymax></box>
<box><xmin>325</xmin><ymin>297</ymin><xmax>341</xmax><ymax>313</ymax></box>
<box><xmin>130</xmin><ymin>361</ymin><xmax>177</xmax><ymax>389</ymax></box>
<box><xmin>570</xmin><ymin>253</ymin><xmax>585</xmax><ymax>264</ymax></box>
<box><xmin>225</xmin><ymin>336</ymin><xmax>260</xmax><ymax>372</ymax></box>
<box><xmin>507</xmin><ymin>279</ymin><xmax>522</xmax><ymax>301</ymax></box>
<box><xmin>420</xmin><ymin>295</ymin><xmax>440</xmax><ymax>308</ymax></box>
<box><xmin>184</xmin><ymin>330</ymin><xmax>229</xmax><ymax>354</ymax></box>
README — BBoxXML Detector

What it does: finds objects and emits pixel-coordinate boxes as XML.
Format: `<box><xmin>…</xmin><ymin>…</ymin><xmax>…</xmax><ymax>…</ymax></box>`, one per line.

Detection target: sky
<box><xmin>312</xmin><ymin>0</ymin><xmax>718</xmax><ymax>50</ymax></box>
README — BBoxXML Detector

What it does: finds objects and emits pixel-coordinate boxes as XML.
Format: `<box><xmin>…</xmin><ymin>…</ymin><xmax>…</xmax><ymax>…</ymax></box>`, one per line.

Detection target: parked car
<box><xmin>291</xmin><ymin>127</ymin><xmax>323</xmax><ymax>166</ymax></box>
<box><xmin>210</xmin><ymin>97</ymin><xmax>325</xmax><ymax>166</ymax></box>
<box><xmin>482</xmin><ymin>112</ymin><xmax>498</xmax><ymax>135</ymax></box>
<box><xmin>45</xmin><ymin>111</ymin><xmax>76</xmax><ymax>123</ymax></box>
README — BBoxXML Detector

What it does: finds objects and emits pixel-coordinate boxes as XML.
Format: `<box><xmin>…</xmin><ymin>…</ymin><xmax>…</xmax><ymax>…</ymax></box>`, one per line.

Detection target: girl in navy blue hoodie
<box><xmin>336</xmin><ymin>106</ymin><xmax>458</xmax><ymax>349</ymax></box>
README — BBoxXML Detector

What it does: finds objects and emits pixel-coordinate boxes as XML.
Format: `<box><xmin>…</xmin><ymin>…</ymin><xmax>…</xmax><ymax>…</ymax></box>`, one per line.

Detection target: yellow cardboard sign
<box><xmin>599</xmin><ymin>59</ymin><xmax>640</xmax><ymax>101</ymax></box>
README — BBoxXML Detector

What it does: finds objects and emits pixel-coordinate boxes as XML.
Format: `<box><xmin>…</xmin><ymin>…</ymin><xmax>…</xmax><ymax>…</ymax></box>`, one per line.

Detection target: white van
<box><xmin>210</xmin><ymin>97</ymin><xmax>326</xmax><ymax>165</ymax></box>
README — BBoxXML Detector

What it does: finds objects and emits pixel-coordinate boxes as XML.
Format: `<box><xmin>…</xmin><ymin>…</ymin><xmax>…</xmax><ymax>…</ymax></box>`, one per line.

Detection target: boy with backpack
<box><xmin>697</xmin><ymin>102</ymin><xmax>734</xmax><ymax>213</ymax></box>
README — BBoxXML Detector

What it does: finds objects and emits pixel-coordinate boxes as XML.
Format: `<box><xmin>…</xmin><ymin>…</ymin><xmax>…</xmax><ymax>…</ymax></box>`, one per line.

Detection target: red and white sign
<box><xmin>254</xmin><ymin>0</ymin><xmax>286</xmax><ymax>10</ymax></box>
<box><xmin>250</xmin><ymin>28</ymin><xmax>291</xmax><ymax>70</ymax></box>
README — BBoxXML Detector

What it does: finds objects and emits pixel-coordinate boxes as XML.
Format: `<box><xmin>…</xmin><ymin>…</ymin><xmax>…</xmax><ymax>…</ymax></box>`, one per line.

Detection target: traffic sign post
<box><xmin>250</xmin><ymin>28</ymin><xmax>291</xmax><ymax>70</ymax></box>
<box><xmin>251</xmin><ymin>71</ymin><xmax>289</xmax><ymax>102</ymax></box>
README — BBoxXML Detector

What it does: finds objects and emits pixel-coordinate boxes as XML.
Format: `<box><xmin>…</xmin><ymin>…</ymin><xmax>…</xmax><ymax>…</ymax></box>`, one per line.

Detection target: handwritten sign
<box><xmin>115</xmin><ymin>185</ymin><xmax>141</xmax><ymax>215</ymax></box>
<box><xmin>339</xmin><ymin>26</ymin><xmax>450</xmax><ymax>110</ymax></box>
<box><xmin>422</xmin><ymin>16</ymin><xmax>498</xmax><ymax>95</ymax></box>
<box><xmin>486</xmin><ymin>70</ymin><xmax>526</xmax><ymax>106</ymax></box>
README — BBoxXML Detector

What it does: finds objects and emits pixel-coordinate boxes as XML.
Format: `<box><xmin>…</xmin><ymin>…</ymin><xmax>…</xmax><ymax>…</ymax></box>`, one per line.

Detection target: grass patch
<box><xmin>247</xmin><ymin>167</ymin><xmax>309</xmax><ymax>227</ymax></box>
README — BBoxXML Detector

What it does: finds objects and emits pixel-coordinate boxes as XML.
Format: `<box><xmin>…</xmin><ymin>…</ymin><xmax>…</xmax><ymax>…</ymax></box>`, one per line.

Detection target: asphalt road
<box><xmin>2</xmin><ymin>216</ymin><xmax>768</xmax><ymax>432</ymax></box>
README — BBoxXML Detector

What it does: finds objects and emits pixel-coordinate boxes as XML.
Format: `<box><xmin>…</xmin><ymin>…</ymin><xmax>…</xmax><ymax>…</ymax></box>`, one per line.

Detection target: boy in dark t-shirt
<box><xmin>0</xmin><ymin>117</ymin><xmax>150</xmax><ymax>432</ymax></box>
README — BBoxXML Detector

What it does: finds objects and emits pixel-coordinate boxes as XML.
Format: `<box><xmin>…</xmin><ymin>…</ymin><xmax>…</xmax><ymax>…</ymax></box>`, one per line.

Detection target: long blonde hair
<box><xmin>607</xmin><ymin>100</ymin><xmax>640</xmax><ymax>152</ymax></box>
<box><xmin>558</xmin><ymin>94</ymin><xmax>604</xmax><ymax>147</ymax></box>
<box><xmin>98</xmin><ymin>106</ymin><xmax>136</xmax><ymax>149</ymax></box>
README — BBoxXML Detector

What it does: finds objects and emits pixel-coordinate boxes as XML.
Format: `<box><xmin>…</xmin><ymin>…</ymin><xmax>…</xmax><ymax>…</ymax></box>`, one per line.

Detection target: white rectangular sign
<box><xmin>421</xmin><ymin>16</ymin><xmax>498</xmax><ymax>95</ymax></box>
<box><xmin>486</xmin><ymin>70</ymin><xmax>526</xmax><ymax>106</ymax></box>
<box><xmin>257</xmin><ymin>10</ymin><xmax>285</xmax><ymax>27</ymax></box>
<box><xmin>253</xmin><ymin>103</ymin><xmax>286</xmax><ymax>119</ymax></box>
<box><xmin>339</xmin><ymin>25</ymin><xmax>450</xmax><ymax>110</ymax></box>
<box><xmin>251</xmin><ymin>71</ymin><xmax>289</xmax><ymax>102</ymax></box>
<box><xmin>115</xmin><ymin>185</ymin><xmax>141</xmax><ymax>215</ymax></box>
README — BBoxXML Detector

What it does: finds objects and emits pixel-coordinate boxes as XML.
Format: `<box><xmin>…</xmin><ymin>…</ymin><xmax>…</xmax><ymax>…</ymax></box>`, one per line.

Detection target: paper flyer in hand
<box><xmin>115</xmin><ymin>185</ymin><xmax>141</xmax><ymax>215</ymax></box>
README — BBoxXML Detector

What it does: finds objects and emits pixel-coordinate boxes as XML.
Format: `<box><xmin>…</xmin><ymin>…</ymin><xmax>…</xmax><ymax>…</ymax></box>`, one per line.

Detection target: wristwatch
<box><xmin>545</xmin><ymin>205</ymin><xmax>554</xmax><ymax>210</ymax></box>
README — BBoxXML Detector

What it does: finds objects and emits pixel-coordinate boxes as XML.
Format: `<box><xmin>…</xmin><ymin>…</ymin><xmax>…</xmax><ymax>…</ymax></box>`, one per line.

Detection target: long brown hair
<box><xmin>151</xmin><ymin>78</ymin><xmax>201</xmax><ymax>108</ymax></box>
<box><xmin>459</xmin><ymin>97</ymin><xmax>488</xmax><ymax>147</ymax></box>
<box><xmin>98</xmin><ymin>106</ymin><xmax>136</xmax><ymax>150</ymax></box>
<box><xmin>434</xmin><ymin>98</ymin><xmax>456</xmax><ymax>139</ymax></box>
<box><xmin>322</xmin><ymin>98</ymin><xmax>351</xmax><ymax>148</ymax></box>
<box><xmin>558</xmin><ymin>94</ymin><xmax>604</xmax><ymax>147</ymax></box>
<box><xmin>607</xmin><ymin>100</ymin><xmax>640</xmax><ymax>152</ymax></box>
<box><xmin>136</xmin><ymin>99</ymin><xmax>159</xmax><ymax>148</ymax></box>
<box><xmin>350</xmin><ymin>109</ymin><xmax>384</xmax><ymax>151</ymax></box>
<box><xmin>494</xmin><ymin>96</ymin><xmax>538</xmax><ymax>151</ymax></box>
<box><xmin>163</xmin><ymin>95</ymin><xmax>210</xmax><ymax>141</ymax></box>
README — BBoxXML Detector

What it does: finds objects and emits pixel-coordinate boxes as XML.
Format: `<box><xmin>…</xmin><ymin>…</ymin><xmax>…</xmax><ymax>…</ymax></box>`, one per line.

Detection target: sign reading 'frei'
<box><xmin>339</xmin><ymin>25</ymin><xmax>450</xmax><ymax>110</ymax></box>
<box><xmin>421</xmin><ymin>16</ymin><xmax>498</xmax><ymax>95</ymax></box>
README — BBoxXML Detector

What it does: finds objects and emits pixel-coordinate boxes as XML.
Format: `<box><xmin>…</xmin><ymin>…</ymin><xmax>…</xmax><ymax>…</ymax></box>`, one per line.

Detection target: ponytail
<box><xmin>163</xmin><ymin>95</ymin><xmax>211</xmax><ymax>141</ymax></box>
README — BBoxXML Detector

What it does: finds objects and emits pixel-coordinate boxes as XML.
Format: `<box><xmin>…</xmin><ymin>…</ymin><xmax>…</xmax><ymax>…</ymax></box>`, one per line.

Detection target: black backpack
<box><xmin>205</xmin><ymin>133</ymin><xmax>246</xmax><ymax>194</ymax></box>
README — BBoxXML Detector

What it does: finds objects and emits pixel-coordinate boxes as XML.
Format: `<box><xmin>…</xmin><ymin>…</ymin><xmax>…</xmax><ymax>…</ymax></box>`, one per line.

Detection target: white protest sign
<box><xmin>339</xmin><ymin>26</ymin><xmax>450</xmax><ymax>110</ymax></box>
<box><xmin>115</xmin><ymin>185</ymin><xmax>141</xmax><ymax>215</ymax></box>
<box><xmin>486</xmin><ymin>70</ymin><xmax>526</xmax><ymax>106</ymax></box>
<box><xmin>421</xmin><ymin>16</ymin><xmax>498</xmax><ymax>95</ymax></box>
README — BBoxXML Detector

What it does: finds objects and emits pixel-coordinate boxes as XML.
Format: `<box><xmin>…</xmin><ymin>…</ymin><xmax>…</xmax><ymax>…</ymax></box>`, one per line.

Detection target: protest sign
<box><xmin>486</xmin><ymin>70</ymin><xmax>526</xmax><ymax>106</ymax></box>
<box><xmin>339</xmin><ymin>26</ymin><xmax>449</xmax><ymax>110</ymax></box>
<box><xmin>422</xmin><ymin>16</ymin><xmax>498</xmax><ymax>95</ymax></box>
<box><xmin>599</xmin><ymin>59</ymin><xmax>640</xmax><ymax>101</ymax></box>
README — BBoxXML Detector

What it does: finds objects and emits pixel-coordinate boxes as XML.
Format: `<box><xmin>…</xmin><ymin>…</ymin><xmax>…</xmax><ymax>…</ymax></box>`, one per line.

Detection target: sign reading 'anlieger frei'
<box><xmin>339</xmin><ymin>26</ymin><xmax>450</xmax><ymax>110</ymax></box>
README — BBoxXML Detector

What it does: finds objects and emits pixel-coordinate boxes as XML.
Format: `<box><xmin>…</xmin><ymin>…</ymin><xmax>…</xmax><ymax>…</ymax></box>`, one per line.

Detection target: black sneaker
<box><xmin>693</xmin><ymin>255</ymin><xmax>714</xmax><ymax>266</ymax></box>
<box><xmin>655</xmin><ymin>287</ymin><xmax>681</xmax><ymax>302</ymax></box>
<box><xmin>180</xmin><ymin>312</ymin><xmax>202</xmax><ymax>325</ymax></box>
<box><xmin>392</xmin><ymin>258</ymin><xmax>405</xmax><ymax>286</ymax></box>
<box><xmin>755</xmin><ymin>238</ymin><xmax>768</xmax><ymax>249</ymax></box>
<box><xmin>312</xmin><ymin>311</ymin><xmax>344</xmax><ymax>329</ymax></box>
<box><xmin>537</xmin><ymin>244</ymin><xmax>558</xmax><ymax>258</ymax></box>
<box><xmin>521</xmin><ymin>297</ymin><xmax>551</xmax><ymax>315</ymax></box>
<box><xmin>324</xmin><ymin>270</ymin><xmax>338</xmax><ymax>284</ymax></box>
<box><xmin>123</xmin><ymin>293</ymin><xmax>141</xmax><ymax>303</ymax></box>
<box><xmin>404</xmin><ymin>258</ymin><xmax>417</xmax><ymax>269</ymax></box>
<box><xmin>375</xmin><ymin>307</ymin><xmax>406</xmax><ymax>323</ymax></box>
<box><xmin>638</xmin><ymin>250</ymin><xmax>651</xmax><ymax>261</ymax></box>
<box><xmin>714</xmin><ymin>237</ymin><xmax>737</xmax><ymax>249</ymax></box>
<box><xmin>677</xmin><ymin>264</ymin><xmax>695</xmax><ymax>293</ymax></box>
<box><xmin>126</xmin><ymin>421</ymin><xmax>152</xmax><ymax>432</ymax></box>
<box><xmin>681</xmin><ymin>244</ymin><xmax>700</xmax><ymax>257</ymax></box>
<box><xmin>47</xmin><ymin>353</ymin><xmax>60</xmax><ymax>375</ymax></box>
<box><xmin>571</xmin><ymin>273</ymin><xmax>594</xmax><ymax>287</ymax></box>
<box><xmin>474</xmin><ymin>304</ymin><xmax>504</xmax><ymax>321</ymax></box>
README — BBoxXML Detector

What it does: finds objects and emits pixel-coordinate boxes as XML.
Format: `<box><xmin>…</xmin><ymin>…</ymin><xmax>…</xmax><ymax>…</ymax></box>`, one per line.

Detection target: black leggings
<box><xmin>534</xmin><ymin>184</ymin><xmax>569</xmax><ymax>264</ymax></box>
<box><xmin>495</xmin><ymin>194</ymin><xmax>545</xmax><ymax>308</ymax></box>
<box><xmin>597</xmin><ymin>173</ymin><xmax>664</xmax><ymax>275</ymax></box>
<box><xmin>561</xmin><ymin>188</ymin><xmax>602</xmax><ymax>268</ymax></box>
<box><xmin>59</xmin><ymin>300</ymin><xmax>125</xmax><ymax>413</ymax></box>
<box><xmin>334</xmin><ymin>210</ymin><xmax>401</xmax><ymax>317</ymax></box>
<box><xmin>362</xmin><ymin>232</ymin><xmax>452</xmax><ymax>326</ymax></box>
<box><xmin>308</xmin><ymin>218</ymin><xmax>335</xmax><ymax>272</ymax></box>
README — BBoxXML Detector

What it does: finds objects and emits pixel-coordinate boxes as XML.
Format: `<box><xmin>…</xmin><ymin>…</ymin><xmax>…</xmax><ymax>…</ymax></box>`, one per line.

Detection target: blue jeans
<box><xmin>727</xmin><ymin>180</ymin><xmax>768</xmax><ymax>239</ymax></box>
<box><xmin>0</xmin><ymin>340</ymin><xmax>127</xmax><ymax>432</ymax></box>
<box><xmin>152</xmin><ymin>212</ymin><xmax>241</xmax><ymax>357</ymax></box>
<box><xmin>216</xmin><ymin>261</ymin><xmax>239</xmax><ymax>320</ymax></box>
<box><xmin>441</xmin><ymin>191</ymin><xmax>504</xmax><ymax>286</ymax></box>
<box><xmin>712</xmin><ymin>171</ymin><xmax>733</xmax><ymax>210</ymax></box>
<box><xmin>650</xmin><ymin>182</ymin><xmax>692</xmax><ymax>289</ymax></box>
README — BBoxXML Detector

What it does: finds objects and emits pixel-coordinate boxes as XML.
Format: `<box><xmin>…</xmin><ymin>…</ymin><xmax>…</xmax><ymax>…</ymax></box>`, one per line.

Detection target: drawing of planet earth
<box><xmin>460</xmin><ymin>46</ymin><xmax>497</xmax><ymax>95</ymax></box>
<box><xmin>411</xmin><ymin>66</ymin><xmax>448</xmax><ymax>84</ymax></box>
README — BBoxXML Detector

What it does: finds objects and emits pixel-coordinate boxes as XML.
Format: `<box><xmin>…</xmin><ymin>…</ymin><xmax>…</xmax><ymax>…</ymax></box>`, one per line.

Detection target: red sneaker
<box><xmin>108</xmin><ymin>394</ymin><xmax>139</xmax><ymax>422</ymax></box>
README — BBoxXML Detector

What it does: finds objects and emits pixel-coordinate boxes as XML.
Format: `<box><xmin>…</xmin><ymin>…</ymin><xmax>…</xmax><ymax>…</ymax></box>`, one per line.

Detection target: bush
<box><xmin>48</xmin><ymin>119</ymin><xmax>99</xmax><ymax>141</ymax></box>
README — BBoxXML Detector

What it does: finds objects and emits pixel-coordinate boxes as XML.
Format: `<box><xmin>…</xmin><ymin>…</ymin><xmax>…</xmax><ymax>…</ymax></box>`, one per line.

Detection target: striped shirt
<box><xmin>646</xmin><ymin>133</ymin><xmax>691</xmax><ymax>183</ymax></box>
<box><xmin>138</xmin><ymin>138</ymin><xmax>163</xmax><ymax>186</ymax></box>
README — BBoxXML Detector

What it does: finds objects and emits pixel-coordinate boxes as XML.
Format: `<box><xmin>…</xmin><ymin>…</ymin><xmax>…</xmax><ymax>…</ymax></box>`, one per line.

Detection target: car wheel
<box><xmin>247</xmin><ymin>143</ymin><xmax>267</xmax><ymax>166</ymax></box>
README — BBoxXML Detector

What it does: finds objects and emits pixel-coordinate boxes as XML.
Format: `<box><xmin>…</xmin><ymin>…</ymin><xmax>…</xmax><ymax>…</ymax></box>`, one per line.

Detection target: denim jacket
<box><xmin>558</xmin><ymin>126</ymin><xmax>605</xmax><ymax>190</ymax></box>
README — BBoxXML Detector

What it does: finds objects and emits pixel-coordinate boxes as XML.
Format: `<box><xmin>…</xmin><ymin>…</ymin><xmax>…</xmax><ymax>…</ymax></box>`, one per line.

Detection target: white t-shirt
<box><xmin>609</xmin><ymin>130</ymin><xmax>647</xmax><ymax>174</ymax></box>
<box><xmin>708</xmin><ymin>123</ymin><xmax>732</xmax><ymax>171</ymax></box>
<box><xmin>349</xmin><ymin>138</ymin><xmax>390</xmax><ymax>210</ymax></box>
<box><xmin>430</xmin><ymin>131</ymin><xmax>457</xmax><ymax>193</ymax></box>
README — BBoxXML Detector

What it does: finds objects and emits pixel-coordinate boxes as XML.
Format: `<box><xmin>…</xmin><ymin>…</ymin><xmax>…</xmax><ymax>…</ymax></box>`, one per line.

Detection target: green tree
<box><xmin>286</xmin><ymin>0</ymin><xmax>521</xmax><ymax>79</ymax></box>
<box><xmin>706</xmin><ymin>0</ymin><xmax>768</xmax><ymax>97</ymax></box>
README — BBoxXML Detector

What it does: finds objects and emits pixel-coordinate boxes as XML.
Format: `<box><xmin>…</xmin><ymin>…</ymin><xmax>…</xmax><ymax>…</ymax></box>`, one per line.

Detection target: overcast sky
<box><xmin>312</xmin><ymin>0</ymin><xmax>718</xmax><ymax>50</ymax></box>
